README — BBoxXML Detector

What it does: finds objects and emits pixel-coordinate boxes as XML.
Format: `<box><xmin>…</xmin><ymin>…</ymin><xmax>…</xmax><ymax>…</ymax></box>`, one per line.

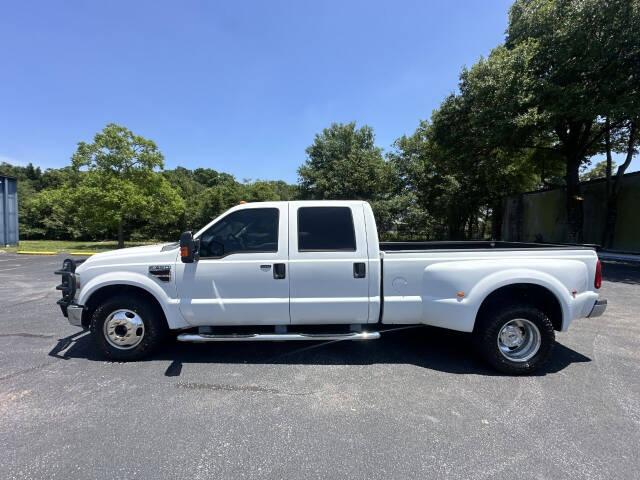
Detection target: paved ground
<box><xmin>0</xmin><ymin>252</ymin><xmax>638</xmax><ymax>479</ymax></box>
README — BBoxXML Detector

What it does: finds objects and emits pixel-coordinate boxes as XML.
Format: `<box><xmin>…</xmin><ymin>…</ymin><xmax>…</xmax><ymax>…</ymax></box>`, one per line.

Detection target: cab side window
<box><xmin>297</xmin><ymin>206</ymin><xmax>356</xmax><ymax>251</ymax></box>
<box><xmin>198</xmin><ymin>208</ymin><xmax>279</xmax><ymax>258</ymax></box>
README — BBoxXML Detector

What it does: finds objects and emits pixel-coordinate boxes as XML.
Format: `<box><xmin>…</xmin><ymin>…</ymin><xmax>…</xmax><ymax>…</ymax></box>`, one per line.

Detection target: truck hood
<box><xmin>77</xmin><ymin>243</ymin><xmax>178</xmax><ymax>271</ymax></box>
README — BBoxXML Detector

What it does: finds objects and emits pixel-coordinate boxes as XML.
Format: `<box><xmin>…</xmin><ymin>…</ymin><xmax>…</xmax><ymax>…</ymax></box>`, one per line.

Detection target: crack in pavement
<box><xmin>0</xmin><ymin>333</ymin><xmax>55</xmax><ymax>339</ymax></box>
<box><xmin>176</xmin><ymin>382</ymin><xmax>280</xmax><ymax>394</ymax></box>
<box><xmin>0</xmin><ymin>362</ymin><xmax>56</xmax><ymax>382</ymax></box>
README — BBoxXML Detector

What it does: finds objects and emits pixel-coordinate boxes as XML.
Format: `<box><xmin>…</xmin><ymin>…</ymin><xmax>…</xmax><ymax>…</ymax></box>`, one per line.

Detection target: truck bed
<box><xmin>380</xmin><ymin>241</ymin><xmax>595</xmax><ymax>252</ymax></box>
<box><xmin>378</xmin><ymin>242</ymin><xmax>600</xmax><ymax>332</ymax></box>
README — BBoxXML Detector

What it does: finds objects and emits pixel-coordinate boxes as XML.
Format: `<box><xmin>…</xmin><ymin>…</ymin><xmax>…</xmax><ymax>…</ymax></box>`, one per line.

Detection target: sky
<box><xmin>1</xmin><ymin>0</ymin><xmax>636</xmax><ymax>183</ymax></box>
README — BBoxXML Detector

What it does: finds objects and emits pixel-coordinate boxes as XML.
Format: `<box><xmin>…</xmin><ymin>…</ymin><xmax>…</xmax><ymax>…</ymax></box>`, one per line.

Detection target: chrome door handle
<box><xmin>273</xmin><ymin>263</ymin><xmax>286</xmax><ymax>279</ymax></box>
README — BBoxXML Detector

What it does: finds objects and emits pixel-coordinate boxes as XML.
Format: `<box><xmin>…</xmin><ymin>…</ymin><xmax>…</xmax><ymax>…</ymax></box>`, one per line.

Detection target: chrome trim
<box><xmin>497</xmin><ymin>318</ymin><xmax>541</xmax><ymax>362</ymax></box>
<box><xmin>67</xmin><ymin>304</ymin><xmax>84</xmax><ymax>327</ymax></box>
<box><xmin>73</xmin><ymin>273</ymin><xmax>81</xmax><ymax>300</ymax></box>
<box><xmin>103</xmin><ymin>309</ymin><xmax>145</xmax><ymax>349</ymax></box>
<box><xmin>149</xmin><ymin>265</ymin><xmax>171</xmax><ymax>282</ymax></box>
<box><xmin>588</xmin><ymin>299</ymin><xmax>607</xmax><ymax>318</ymax></box>
<box><xmin>177</xmin><ymin>331</ymin><xmax>381</xmax><ymax>342</ymax></box>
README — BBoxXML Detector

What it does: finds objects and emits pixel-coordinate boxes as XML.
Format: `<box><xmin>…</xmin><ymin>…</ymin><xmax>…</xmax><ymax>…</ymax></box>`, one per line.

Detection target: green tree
<box><xmin>71</xmin><ymin>123</ymin><xmax>184</xmax><ymax>247</ymax></box>
<box><xmin>392</xmin><ymin>86</ymin><xmax>542</xmax><ymax>240</ymax></box>
<box><xmin>194</xmin><ymin>182</ymin><xmax>245</xmax><ymax>229</ymax></box>
<box><xmin>298</xmin><ymin>122</ymin><xmax>398</xmax><ymax>229</ymax></box>
<box><xmin>499</xmin><ymin>0</ymin><xmax>640</xmax><ymax>241</ymax></box>
<box><xmin>261</xmin><ymin>180</ymin><xmax>300</xmax><ymax>201</ymax></box>
<box><xmin>298</xmin><ymin>122</ymin><xmax>395</xmax><ymax>200</ymax></box>
<box><xmin>243</xmin><ymin>181</ymin><xmax>281</xmax><ymax>203</ymax></box>
<box><xmin>580</xmin><ymin>160</ymin><xmax>618</xmax><ymax>182</ymax></box>
<box><xmin>20</xmin><ymin>186</ymin><xmax>81</xmax><ymax>239</ymax></box>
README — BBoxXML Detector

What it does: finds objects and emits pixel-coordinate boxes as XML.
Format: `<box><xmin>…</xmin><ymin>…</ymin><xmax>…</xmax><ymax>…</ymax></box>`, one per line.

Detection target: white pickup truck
<box><xmin>56</xmin><ymin>200</ymin><xmax>606</xmax><ymax>374</ymax></box>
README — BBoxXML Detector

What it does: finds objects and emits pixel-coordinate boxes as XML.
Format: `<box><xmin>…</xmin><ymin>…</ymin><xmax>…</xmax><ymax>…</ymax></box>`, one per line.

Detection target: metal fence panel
<box><xmin>1</xmin><ymin>176</ymin><xmax>19</xmax><ymax>245</ymax></box>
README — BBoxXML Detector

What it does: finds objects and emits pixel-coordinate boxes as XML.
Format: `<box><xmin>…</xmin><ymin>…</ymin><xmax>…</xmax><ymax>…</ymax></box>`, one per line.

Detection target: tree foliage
<box><xmin>580</xmin><ymin>160</ymin><xmax>617</xmax><ymax>182</ymax></box>
<box><xmin>298</xmin><ymin>122</ymin><xmax>395</xmax><ymax>200</ymax></box>
<box><xmin>501</xmin><ymin>0</ymin><xmax>640</xmax><ymax>241</ymax></box>
<box><xmin>68</xmin><ymin>124</ymin><xmax>184</xmax><ymax>247</ymax></box>
<box><xmin>297</xmin><ymin>122</ymin><xmax>403</xmax><ymax>231</ymax></box>
<box><xmin>1</xmin><ymin>125</ymin><xmax>302</xmax><ymax>244</ymax></box>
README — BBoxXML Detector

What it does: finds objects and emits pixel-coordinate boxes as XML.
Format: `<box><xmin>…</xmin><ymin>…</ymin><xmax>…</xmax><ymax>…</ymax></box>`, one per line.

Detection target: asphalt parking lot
<box><xmin>0</xmin><ymin>252</ymin><xmax>638</xmax><ymax>479</ymax></box>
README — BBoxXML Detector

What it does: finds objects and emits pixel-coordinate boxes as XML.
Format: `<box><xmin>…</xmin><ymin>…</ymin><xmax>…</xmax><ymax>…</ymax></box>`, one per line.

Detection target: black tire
<box><xmin>90</xmin><ymin>294</ymin><xmax>168</xmax><ymax>361</ymax></box>
<box><xmin>474</xmin><ymin>303</ymin><xmax>555</xmax><ymax>375</ymax></box>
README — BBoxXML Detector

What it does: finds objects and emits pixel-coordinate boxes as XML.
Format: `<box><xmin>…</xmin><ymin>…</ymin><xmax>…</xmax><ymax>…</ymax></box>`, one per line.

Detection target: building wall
<box><xmin>0</xmin><ymin>176</ymin><xmax>19</xmax><ymax>246</ymax></box>
<box><xmin>501</xmin><ymin>171</ymin><xmax>640</xmax><ymax>253</ymax></box>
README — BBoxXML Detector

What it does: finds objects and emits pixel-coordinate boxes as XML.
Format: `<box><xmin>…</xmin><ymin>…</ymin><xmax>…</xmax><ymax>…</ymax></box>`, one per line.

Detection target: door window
<box><xmin>297</xmin><ymin>207</ymin><xmax>356</xmax><ymax>251</ymax></box>
<box><xmin>198</xmin><ymin>208</ymin><xmax>279</xmax><ymax>258</ymax></box>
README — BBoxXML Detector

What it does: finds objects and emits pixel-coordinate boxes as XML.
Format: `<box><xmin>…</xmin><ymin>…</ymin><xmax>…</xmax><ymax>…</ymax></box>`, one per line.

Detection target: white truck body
<box><xmin>57</xmin><ymin>200</ymin><xmax>606</xmax><ymax>373</ymax></box>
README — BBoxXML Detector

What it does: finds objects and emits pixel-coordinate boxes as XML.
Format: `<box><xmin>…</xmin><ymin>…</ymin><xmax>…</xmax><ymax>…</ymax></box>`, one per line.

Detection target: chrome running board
<box><xmin>177</xmin><ymin>331</ymin><xmax>381</xmax><ymax>342</ymax></box>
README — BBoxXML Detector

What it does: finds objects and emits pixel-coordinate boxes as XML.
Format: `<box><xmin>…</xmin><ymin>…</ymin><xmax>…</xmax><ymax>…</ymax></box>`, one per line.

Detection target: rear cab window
<box><xmin>297</xmin><ymin>206</ymin><xmax>356</xmax><ymax>251</ymax></box>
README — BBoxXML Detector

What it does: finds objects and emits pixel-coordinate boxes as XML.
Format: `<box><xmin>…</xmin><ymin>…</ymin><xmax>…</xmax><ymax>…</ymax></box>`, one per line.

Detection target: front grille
<box><xmin>55</xmin><ymin>258</ymin><xmax>81</xmax><ymax>316</ymax></box>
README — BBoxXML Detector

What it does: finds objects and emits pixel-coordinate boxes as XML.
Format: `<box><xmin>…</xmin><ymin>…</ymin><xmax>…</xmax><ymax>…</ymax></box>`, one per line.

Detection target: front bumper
<box><xmin>66</xmin><ymin>304</ymin><xmax>85</xmax><ymax>327</ymax></box>
<box><xmin>55</xmin><ymin>258</ymin><xmax>85</xmax><ymax>327</ymax></box>
<box><xmin>588</xmin><ymin>299</ymin><xmax>607</xmax><ymax>318</ymax></box>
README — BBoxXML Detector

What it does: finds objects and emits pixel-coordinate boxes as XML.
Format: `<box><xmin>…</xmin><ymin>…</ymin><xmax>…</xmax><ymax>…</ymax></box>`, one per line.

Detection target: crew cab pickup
<box><xmin>56</xmin><ymin>200</ymin><xmax>606</xmax><ymax>374</ymax></box>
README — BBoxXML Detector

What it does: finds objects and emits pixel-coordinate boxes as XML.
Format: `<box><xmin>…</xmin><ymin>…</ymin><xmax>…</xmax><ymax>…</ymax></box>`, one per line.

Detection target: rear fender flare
<box><xmin>467</xmin><ymin>269</ymin><xmax>571</xmax><ymax>330</ymax></box>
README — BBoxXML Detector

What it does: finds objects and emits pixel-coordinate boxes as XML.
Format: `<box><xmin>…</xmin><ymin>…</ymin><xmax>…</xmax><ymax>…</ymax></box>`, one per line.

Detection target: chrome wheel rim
<box><xmin>497</xmin><ymin>318</ymin><xmax>541</xmax><ymax>362</ymax></box>
<box><xmin>103</xmin><ymin>309</ymin><xmax>145</xmax><ymax>350</ymax></box>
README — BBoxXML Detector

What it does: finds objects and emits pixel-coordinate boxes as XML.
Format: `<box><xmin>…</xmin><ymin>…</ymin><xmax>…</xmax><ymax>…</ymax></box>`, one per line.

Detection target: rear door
<box><xmin>288</xmin><ymin>202</ymin><xmax>369</xmax><ymax>324</ymax></box>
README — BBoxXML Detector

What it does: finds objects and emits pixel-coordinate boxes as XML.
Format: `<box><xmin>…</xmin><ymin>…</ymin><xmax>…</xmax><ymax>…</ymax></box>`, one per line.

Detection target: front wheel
<box><xmin>474</xmin><ymin>304</ymin><xmax>555</xmax><ymax>375</ymax></box>
<box><xmin>90</xmin><ymin>294</ymin><xmax>168</xmax><ymax>361</ymax></box>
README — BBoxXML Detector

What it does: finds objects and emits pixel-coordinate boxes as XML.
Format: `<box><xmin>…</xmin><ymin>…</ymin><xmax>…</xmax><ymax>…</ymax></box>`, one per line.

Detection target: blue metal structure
<box><xmin>0</xmin><ymin>175</ymin><xmax>19</xmax><ymax>245</ymax></box>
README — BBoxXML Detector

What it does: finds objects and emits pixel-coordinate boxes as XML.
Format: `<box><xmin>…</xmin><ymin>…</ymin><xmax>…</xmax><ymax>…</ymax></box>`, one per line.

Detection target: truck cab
<box><xmin>176</xmin><ymin>200</ymin><xmax>380</xmax><ymax>327</ymax></box>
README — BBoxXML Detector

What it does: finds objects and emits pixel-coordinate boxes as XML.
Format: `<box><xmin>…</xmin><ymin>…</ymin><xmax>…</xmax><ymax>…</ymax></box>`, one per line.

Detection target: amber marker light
<box><xmin>457</xmin><ymin>292</ymin><xmax>465</xmax><ymax>298</ymax></box>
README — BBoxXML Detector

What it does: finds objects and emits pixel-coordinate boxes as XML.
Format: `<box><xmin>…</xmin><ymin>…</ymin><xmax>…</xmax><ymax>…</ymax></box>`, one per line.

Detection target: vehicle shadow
<box><xmin>601</xmin><ymin>260</ymin><xmax>640</xmax><ymax>285</ymax></box>
<box><xmin>49</xmin><ymin>325</ymin><xmax>590</xmax><ymax>377</ymax></box>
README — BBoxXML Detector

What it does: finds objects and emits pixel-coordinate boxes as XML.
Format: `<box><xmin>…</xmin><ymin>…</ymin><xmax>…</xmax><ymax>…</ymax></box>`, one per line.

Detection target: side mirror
<box><xmin>180</xmin><ymin>231</ymin><xmax>199</xmax><ymax>263</ymax></box>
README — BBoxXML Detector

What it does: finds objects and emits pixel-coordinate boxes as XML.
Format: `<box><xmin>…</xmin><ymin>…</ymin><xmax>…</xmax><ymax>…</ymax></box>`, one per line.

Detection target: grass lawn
<box><xmin>1</xmin><ymin>240</ymin><xmax>157</xmax><ymax>254</ymax></box>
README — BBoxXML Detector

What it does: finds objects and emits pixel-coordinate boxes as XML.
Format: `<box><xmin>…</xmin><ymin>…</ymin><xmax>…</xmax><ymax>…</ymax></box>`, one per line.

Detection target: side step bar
<box><xmin>177</xmin><ymin>331</ymin><xmax>381</xmax><ymax>342</ymax></box>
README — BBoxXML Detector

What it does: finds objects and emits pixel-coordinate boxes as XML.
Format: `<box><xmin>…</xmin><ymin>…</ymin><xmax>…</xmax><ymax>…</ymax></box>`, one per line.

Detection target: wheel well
<box><xmin>81</xmin><ymin>284</ymin><xmax>167</xmax><ymax>329</ymax></box>
<box><xmin>476</xmin><ymin>283</ymin><xmax>563</xmax><ymax>331</ymax></box>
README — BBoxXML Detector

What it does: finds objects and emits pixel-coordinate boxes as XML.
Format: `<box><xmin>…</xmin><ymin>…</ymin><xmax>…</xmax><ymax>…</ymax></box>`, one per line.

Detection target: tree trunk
<box><xmin>602</xmin><ymin>121</ymin><xmax>614</xmax><ymax>247</ymax></box>
<box><xmin>448</xmin><ymin>216</ymin><xmax>464</xmax><ymax>240</ymax></box>
<box><xmin>557</xmin><ymin>120</ymin><xmax>592</xmax><ymax>244</ymax></box>
<box><xmin>565</xmin><ymin>155</ymin><xmax>583</xmax><ymax>244</ymax></box>
<box><xmin>602</xmin><ymin>118</ymin><xmax>637</xmax><ymax>249</ymax></box>
<box><xmin>117</xmin><ymin>221</ymin><xmax>124</xmax><ymax>249</ymax></box>
<box><xmin>605</xmin><ymin>119</ymin><xmax>613</xmax><ymax>198</ymax></box>
<box><xmin>465</xmin><ymin>215</ymin><xmax>474</xmax><ymax>240</ymax></box>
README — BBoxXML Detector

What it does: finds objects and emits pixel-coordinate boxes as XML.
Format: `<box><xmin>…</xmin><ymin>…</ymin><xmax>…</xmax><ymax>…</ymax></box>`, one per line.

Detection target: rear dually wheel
<box><xmin>474</xmin><ymin>304</ymin><xmax>555</xmax><ymax>375</ymax></box>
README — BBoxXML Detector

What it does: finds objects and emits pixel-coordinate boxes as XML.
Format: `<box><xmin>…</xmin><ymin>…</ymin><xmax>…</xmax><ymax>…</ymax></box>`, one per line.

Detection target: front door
<box><xmin>288</xmin><ymin>202</ymin><xmax>370</xmax><ymax>324</ymax></box>
<box><xmin>176</xmin><ymin>204</ymin><xmax>289</xmax><ymax>326</ymax></box>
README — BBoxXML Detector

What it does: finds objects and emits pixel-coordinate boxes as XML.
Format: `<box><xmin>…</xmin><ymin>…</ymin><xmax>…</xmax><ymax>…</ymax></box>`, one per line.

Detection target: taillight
<box><xmin>594</xmin><ymin>259</ymin><xmax>602</xmax><ymax>289</ymax></box>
